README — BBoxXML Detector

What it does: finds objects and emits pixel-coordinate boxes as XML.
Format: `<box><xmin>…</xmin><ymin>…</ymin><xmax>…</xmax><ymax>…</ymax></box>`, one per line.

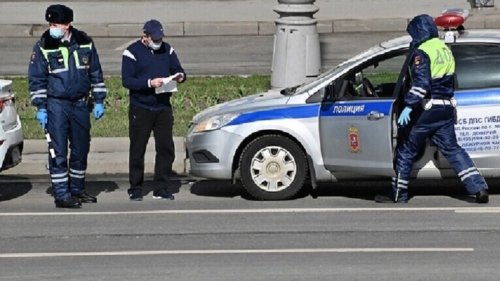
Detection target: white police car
<box><xmin>185</xmin><ymin>9</ymin><xmax>500</xmax><ymax>200</ymax></box>
<box><xmin>0</xmin><ymin>79</ymin><xmax>23</xmax><ymax>172</ymax></box>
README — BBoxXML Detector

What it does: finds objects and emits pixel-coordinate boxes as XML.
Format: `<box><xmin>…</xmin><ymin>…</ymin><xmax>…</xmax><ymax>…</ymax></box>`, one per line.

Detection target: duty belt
<box><xmin>422</xmin><ymin>98</ymin><xmax>457</xmax><ymax>110</ymax></box>
<box><xmin>76</xmin><ymin>95</ymin><xmax>90</xmax><ymax>103</ymax></box>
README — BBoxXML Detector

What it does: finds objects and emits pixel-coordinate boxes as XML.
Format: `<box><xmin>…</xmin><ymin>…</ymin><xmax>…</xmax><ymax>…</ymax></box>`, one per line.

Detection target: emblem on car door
<box><xmin>348</xmin><ymin>125</ymin><xmax>360</xmax><ymax>153</ymax></box>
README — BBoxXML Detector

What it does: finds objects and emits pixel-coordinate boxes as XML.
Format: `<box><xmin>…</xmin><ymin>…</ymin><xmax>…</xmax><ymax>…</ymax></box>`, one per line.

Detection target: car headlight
<box><xmin>193</xmin><ymin>113</ymin><xmax>239</xmax><ymax>133</ymax></box>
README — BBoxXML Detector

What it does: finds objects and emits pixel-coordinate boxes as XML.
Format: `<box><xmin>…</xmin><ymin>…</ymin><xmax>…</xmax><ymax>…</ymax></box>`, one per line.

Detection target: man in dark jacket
<box><xmin>122</xmin><ymin>19</ymin><xmax>186</xmax><ymax>201</ymax></box>
<box><xmin>29</xmin><ymin>4</ymin><xmax>107</xmax><ymax>208</ymax></box>
<box><xmin>375</xmin><ymin>14</ymin><xmax>489</xmax><ymax>204</ymax></box>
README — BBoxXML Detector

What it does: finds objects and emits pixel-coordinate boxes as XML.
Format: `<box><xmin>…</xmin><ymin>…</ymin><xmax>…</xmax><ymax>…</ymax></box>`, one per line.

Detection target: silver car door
<box><xmin>319</xmin><ymin>97</ymin><xmax>397</xmax><ymax>177</ymax></box>
<box><xmin>318</xmin><ymin>48</ymin><xmax>414</xmax><ymax>177</ymax></box>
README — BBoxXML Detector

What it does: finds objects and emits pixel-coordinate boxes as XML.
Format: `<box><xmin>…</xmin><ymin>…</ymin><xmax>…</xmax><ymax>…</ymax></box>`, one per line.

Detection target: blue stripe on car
<box><xmin>227</xmin><ymin>105</ymin><xmax>320</xmax><ymax>126</ymax></box>
<box><xmin>456</xmin><ymin>88</ymin><xmax>500</xmax><ymax>106</ymax></box>
<box><xmin>319</xmin><ymin>100</ymin><xmax>393</xmax><ymax>117</ymax></box>
<box><xmin>225</xmin><ymin>88</ymin><xmax>500</xmax><ymax>126</ymax></box>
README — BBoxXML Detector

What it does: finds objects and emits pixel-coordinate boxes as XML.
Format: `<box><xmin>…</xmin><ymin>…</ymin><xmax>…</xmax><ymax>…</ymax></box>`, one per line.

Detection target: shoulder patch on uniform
<box><xmin>170</xmin><ymin>47</ymin><xmax>175</xmax><ymax>55</ymax></box>
<box><xmin>414</xmin><ymin>55</ymin><xmax>421</xmax><ymax>68</ymax></box>
<box><xmin>123</xmin><ymin>49</ymin><xmax>136</xmax><ymax>61</ymax></box>
<box><xmin>30</xmin><ymin>51</ymin><xmax>36</xmax><ymax>64</ymax></box>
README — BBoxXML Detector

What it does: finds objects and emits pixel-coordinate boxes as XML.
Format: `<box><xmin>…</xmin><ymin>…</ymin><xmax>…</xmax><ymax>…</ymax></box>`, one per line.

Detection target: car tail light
<box><xmin>0</xmin><ymin>94</ymin><xmax>14</xmax><ymax>114</ymax></box>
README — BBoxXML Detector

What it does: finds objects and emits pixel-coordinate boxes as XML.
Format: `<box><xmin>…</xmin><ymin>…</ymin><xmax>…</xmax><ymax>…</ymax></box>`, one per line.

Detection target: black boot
<box><xmin>72</xmin><ymin>192</ymin><xmax>97</xmax><ymax>203</ymax></box>
<box><xmin>475</xmin><ymin>190</ymin><xmax>489</xmax><ymax>204</ymax></box>
<box><xmin>55</xmin><ymin>197</ymin><xmax>82</xmax><ymax>209</ymax></box>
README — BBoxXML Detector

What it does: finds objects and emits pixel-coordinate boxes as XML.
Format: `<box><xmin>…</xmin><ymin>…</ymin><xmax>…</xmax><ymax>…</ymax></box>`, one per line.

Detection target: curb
<box><xmin>2</xmin><ymin>16</ymin><xmax>500</xmax><ymax>38</ymax></box>
<box><xmin>0</xmin><ymin>19</ymin><xmax>441</xmax><ymax>38</ymax></box>
<box><xmin>2</xmin><ymin>137</ymin><xmax>188</xmax><ymax>176</ymax></box>
<box><xmin>21</xmin><ymin>137</ymin><xmax>185</xmax><ymax>155</ymax></box>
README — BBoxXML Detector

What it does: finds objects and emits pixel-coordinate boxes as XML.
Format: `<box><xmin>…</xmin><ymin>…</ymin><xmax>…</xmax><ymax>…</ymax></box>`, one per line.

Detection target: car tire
<box><xmin>239</xmin><ymin>135</ymin><xmax>308</xmax><ymax>200</ymax></box>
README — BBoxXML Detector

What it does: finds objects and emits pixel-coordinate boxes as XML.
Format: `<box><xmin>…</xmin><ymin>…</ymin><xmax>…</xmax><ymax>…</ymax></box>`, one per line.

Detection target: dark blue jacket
<box><xmin>121</xmin><ymin>40</ymin><xmax>186</xmax><ymax>110</ymax></box>
<box><xmin>406</xmin><ymin>15</ymin><xmax>455</xmax><ymax>108</ymax></box>
<box><xmin>28</xmin><ymin>27</ymin><xmax>107</xmax><ymax>109</ymax></box>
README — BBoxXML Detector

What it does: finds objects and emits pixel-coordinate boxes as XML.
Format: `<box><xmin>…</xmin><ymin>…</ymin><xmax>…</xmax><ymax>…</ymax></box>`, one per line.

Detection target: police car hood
<box><xmin>407</xmin><ymin>14</ymin><xmax>439</xmax><ymax>48</ymax></box>
<box><xmin>191</xmin><ymin>89</ymin><xmax>288</xmax><ymax>123</ymax></box>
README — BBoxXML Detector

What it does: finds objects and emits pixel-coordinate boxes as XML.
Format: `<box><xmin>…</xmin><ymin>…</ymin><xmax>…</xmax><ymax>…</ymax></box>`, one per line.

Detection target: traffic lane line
<box><xmin>0</xmin><ymin>248</ymin><xmax>474</xmax><ymax>258</ymax></box>
<box><xmin>454</xmin><ymin>208</ymin><xmax>500</xmax><ymax>213</ymax></box>
<box><xmin>1</xmin><ymin>207</ymin><xmax>500</xmax><ymax>216</ymax></box>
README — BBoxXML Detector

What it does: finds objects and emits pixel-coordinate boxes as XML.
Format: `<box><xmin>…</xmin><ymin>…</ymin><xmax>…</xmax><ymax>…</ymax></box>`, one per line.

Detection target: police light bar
<box><xmin>435</xmin><ymin>8</ymin><xmax>469</xmax><ymax>43</ymax></box>
<box><xmin>435</xmin><ymin>8</ymin><xmax>469</xmax><ymax>29</ymax></box>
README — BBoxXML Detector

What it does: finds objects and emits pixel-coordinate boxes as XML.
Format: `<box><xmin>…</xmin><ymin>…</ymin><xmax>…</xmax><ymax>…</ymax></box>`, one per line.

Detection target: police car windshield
<box><xmin>295</xmin><ymin>45</ymin><xmax>385</xmax><ymax>94</ymax></box>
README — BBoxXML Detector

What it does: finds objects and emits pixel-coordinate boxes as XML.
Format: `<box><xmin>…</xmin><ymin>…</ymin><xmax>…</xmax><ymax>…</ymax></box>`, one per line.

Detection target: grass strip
<box><xmin>8</xmin><ymin>75</ymin><xmax>271</xmax><ymax>139</ymax></box>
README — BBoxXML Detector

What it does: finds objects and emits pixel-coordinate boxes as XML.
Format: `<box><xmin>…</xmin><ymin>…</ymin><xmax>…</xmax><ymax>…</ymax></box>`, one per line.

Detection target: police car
<box><xmin>0</xmin><ymin>79</ymin><xmax>23</xmax><ymax>172</ymax></box>
<box><xmin>185</xmin><ymin>9</ymin><xmax>500</xmax><ymax>200</ymax></box>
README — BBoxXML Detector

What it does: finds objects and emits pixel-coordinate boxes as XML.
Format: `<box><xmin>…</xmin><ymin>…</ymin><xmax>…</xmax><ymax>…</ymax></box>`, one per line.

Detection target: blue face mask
<box><xmin>49</xmin><ymin>27</ymin><xmax>64</xmax><ymax>39</ymax></box>
<box><xmin>149</xmin><ymin>41</ymin><xmax>162</xmax><ymax>50</ymax></box>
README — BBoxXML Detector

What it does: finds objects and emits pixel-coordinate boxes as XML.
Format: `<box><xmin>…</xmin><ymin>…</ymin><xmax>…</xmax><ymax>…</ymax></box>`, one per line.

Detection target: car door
<box><xmin>319</xmin><ymin>50</ymin><xmax>410</xmax><ymax>177</ymax></box>
<box><xmin>437</xmin><ymin>43</ymin><xmax>500</xmax><ymax>177</ymax></box>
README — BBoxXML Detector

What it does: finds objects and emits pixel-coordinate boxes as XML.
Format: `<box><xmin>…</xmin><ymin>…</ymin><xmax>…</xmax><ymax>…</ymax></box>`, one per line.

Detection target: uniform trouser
<box><xmin>47</xmin><ymin>98</ymin><xmax>90</xmax><ymax>201</ymax></box>
<box><xmin>393</xmin><ymin>105</ymin><xmax>488</xmax><ymax>201</ymax></box>
<box><xmin>128</xmin><ymin>105</ymin><xmax>175</xmax><ymax>193</ymax></box>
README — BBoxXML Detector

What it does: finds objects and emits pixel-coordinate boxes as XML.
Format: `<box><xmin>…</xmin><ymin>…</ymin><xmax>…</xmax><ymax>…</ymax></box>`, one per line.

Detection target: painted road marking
<box><xmin>1</xmin><ymin>207</ymin><xmax>500</xmax><ymax>216</ymax></box>
<box><xmin>0</xmin><ymin>248</ymin><xmax>474</xmax><ymax>258</ymax></box>
<box><xmin>454</xmin><ymin>208</ymin><xmax>500</xmax><ymax>213</ymax></box>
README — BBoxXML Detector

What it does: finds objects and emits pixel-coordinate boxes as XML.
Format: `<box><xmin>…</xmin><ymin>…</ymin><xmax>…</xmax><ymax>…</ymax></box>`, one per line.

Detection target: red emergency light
<box><xmin>435</xmin><ymin>8</ymin><xmax>469</xmax><ymax>29</ymax></box>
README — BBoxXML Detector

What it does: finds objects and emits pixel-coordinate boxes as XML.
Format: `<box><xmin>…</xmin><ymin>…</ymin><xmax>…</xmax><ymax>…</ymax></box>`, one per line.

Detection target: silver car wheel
<box><xmin>250</xmin><ymin>146</ymin><xmax>297</xmax><ymax>192</ymax></box>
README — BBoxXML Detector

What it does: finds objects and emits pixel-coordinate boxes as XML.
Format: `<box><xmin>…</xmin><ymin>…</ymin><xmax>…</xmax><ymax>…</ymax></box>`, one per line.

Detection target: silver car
<box><xmin>0</xmin><ymin>79</ymin><xmax>23</xmax><ymax>172</ymax></box>
<box><xmin>185</xmin><ymin>29</ymin><xmax>500</xmax><ymax>200</ymax></box>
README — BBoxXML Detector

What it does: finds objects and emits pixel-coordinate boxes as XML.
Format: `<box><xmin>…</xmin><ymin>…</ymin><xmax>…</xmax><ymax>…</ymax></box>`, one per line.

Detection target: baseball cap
<box><xmin>143</xmin><ymin>19</ymin><xmax>164</xmax><ymax>40</ymax></box>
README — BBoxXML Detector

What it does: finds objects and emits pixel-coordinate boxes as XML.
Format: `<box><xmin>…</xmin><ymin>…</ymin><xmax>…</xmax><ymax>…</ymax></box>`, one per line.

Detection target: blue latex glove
<box><xmin>398</xmin><ymin>107</ymin><xmax>412</xmax><ymax>126</ymax></box>
<box><xmin>36</xmin><ymin>109</ymin><xmax>47</xmax><ymax>129</ymax></box>
<box><xmin>94</xmin><ymin>103</ymin><xmax>104</xmax><ymax>120</ymax></box>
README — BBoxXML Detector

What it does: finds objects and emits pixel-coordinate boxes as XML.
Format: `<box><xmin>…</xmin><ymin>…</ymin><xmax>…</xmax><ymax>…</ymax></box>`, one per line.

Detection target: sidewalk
<box><xmin>0</xmin><ymin>0</ymin><xmax>499</xmax><ymax>38</ymax></box>
<box><xmin>1</xmin><ymin>137</ymin><xmax>188</xmax><ymax>175</ymax></box>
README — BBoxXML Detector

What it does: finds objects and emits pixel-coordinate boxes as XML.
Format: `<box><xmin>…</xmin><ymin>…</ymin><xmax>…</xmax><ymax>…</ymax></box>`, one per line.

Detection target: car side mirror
<box><xmin>323</xmin><ymin>83</ymin><xmax>336</xmax><ymax>101</ymax></box>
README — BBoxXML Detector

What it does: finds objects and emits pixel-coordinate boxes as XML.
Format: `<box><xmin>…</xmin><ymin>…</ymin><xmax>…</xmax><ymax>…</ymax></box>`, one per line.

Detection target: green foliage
<box><xmin>8</xmin><ymin>75</ymin><xmax>271</xmax><ymax>139</ymax></box>
<box><xmin>365</xmin><ymin>72</ymin><xmax>400</xmax><ymax>84</ymax></box>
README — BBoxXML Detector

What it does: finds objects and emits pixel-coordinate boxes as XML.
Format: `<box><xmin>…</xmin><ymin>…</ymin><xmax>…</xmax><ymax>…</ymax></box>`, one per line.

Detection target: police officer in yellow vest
<box><xmin>375</xmin><ymin>14</ymin><xmax>489</xmax><ymax>204</ymax></box>
<box><xmin>28</xmin><ymin>4</ymin><xmax>107</xmax><ymax>208</ymax></box>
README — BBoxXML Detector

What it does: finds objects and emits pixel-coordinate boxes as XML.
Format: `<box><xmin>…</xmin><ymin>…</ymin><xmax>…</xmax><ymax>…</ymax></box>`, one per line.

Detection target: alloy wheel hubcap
<box><xmin>250</xmin><ymin>146</ymin><xmax>297</xmax><ymax>192</ymax></box>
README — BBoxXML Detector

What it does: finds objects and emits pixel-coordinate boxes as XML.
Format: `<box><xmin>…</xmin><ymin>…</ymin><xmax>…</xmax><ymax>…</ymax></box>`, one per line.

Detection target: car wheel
<box><xmin>239</xmin><ymin>135</ymin><xmax>308</xmax><ymax>200</ymax></box>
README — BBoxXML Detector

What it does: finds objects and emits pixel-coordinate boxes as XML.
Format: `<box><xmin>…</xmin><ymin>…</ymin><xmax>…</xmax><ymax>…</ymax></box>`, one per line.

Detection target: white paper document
<box><xmin>155</xmin><ymin>73</ymin><xmax>182</xmax><ymax>94</ymax></box>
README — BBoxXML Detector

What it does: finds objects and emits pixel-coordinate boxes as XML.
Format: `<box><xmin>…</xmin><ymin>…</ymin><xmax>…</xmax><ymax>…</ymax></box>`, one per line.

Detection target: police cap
<box><xmin>45</xmin><ymin>4</ymin><xmax>74</xmax><ymax>24</ymax></box>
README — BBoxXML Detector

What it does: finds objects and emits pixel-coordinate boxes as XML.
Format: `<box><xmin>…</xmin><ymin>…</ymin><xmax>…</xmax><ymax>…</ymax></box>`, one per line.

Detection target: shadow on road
<box><xmin>44</xmin><ymin>181</ymin><xmax>121</xmax><ymax>198</ymax></box>
<box><xmin>190</xmin><ymin>178</ymin><xmax>500</xmax><ymax>203</ymax></box>
<box><xmin>312</xmin><ymin>178</ymin><xmax>500</xmax><ymax>203</ymax></box>
<box><xmin>190</xmin><ymin>180</ymin><xmax>256</xmax><ymax>200</ymax></box>
<box><xmin>0</xmin><ymin>175</ymin><xmax>33</xmax><ymax>202</ymax></box>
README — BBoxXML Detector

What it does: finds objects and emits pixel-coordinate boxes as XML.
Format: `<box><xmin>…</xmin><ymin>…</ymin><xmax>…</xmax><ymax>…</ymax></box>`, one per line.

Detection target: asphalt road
<box><xmin>0</xmin><ymin>32</ymin><xmax>407</xmax><ymax>77</ymax></box>
<box><xmin>1</xmin><ymin>175</ymin><xmax>499</xmax><ymax>280</ymax></box>
<box><xmin>2</xmin><ymin>29</ymin><xmax>500</xmax><ymax>280</ymax></box>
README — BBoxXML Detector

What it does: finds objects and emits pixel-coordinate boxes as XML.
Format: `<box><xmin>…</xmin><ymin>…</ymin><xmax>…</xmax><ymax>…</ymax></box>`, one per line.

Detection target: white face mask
<box><xmin>49</xmin><ymin>27</ymin><xmax>64</xmax><ymax>39</ymax></box>
<box><xmin>148</xmin><ymin>41</ymin><xmax>162</xmax><ymax>50</ymax></box>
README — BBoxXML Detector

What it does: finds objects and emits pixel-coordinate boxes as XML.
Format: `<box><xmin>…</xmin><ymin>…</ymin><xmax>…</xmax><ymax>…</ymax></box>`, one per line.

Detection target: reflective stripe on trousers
<box><xmin>47</xmin><ymin>98</ymin><xmax>90</xmax><ymax>200</ymax></box>
<box><xmin>394</xmin><ymin>105</ymin><xmax>488</xmax><ymax>198</ymax></box>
